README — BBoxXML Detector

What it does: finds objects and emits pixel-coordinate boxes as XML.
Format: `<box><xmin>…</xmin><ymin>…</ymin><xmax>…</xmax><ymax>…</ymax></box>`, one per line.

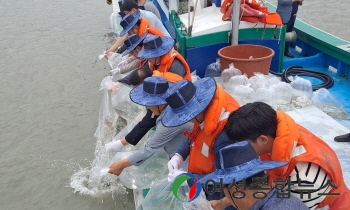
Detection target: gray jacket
<box><xmin>276</xmin><ymin>0</ymin><xmax>293</xmax><ymax>24</ymax></box>
<box><xmin>128</xmin><ymin>111</ymin><xmax>193</xmax><ymax>166</ymax></box>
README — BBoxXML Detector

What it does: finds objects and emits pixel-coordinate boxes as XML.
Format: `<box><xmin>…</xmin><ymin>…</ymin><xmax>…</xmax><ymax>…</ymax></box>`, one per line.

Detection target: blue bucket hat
<box><xmin>161</xmin><ymin>78</ymin><xmax>216</xmax><ymax>127</ymax></box>
<box><xmin>137</xmin><ymin>35</ymin><xmax>174</xmax><ymax>59</ymax></box>
<box><xmin>122</xmin><ymin>33</ymin><xmax>147</xmax><ymax>56</ymax></box>
<box><xmin>119</xmin><ymin>10</ymin><xmax>141</xmax><ymax>37</ymax></box>
<box><xmin>130</xmin><ymin>76</ymin><xmax>171</xmax><ymax>106</ymax></box>
<box><xmin>198</xmin><ymin>141</ymin><xmax>288</xmax><ymax>185</ymax></box>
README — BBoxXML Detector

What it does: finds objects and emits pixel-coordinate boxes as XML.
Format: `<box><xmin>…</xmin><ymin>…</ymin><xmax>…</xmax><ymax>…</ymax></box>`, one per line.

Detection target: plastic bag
<box><xmin>221</xmin><ymin>63</ymin><xmax>242</xmax><ymax>84</ymax></box>
<box><xmin>110</xmin><ymin>12</ymin><xmax>123</xmax><ymax>38</ymax></box>
<box><xmin>107</xmin><ymin>52</ymin><xmax>123</xmax><ymax>70</ymax></box>
<box><xmin>270</xmin><ymin>82</ymin><xmax>293</xmax><ymax>111</ymax></box>
<box><xmin>138</xmin><ymin>178</ymin><xmax>212</xmax><ymax>210</ymax></box>
<box><xmin>204</xmin><ymin>58</ymin><xmax>221</xmax><ymax>78</ymax></box>
<box><xmin>224</xmin><ymin>74</ymin><xmax>249</xmax><ymax>92</ymax></box>
<box><xmin>94</xmin><ymin>76</ymin><xmax>119</xmax><ymax>140</ymax></box>
<box><xmin>110</xmin><ymin>82</ymin><xmax>146</xmax><ymax>122</ymax></box>
<box><xmin>312</xmin><ymin>88</ymin><xmax>349</xmax><ymax>119</ymax></box>
<box><xmin>191</xmin><ymin>70</ymin><xmax>201</xmax><ymax>82</ymax></box>
<box><xmin>112</xmin><ymin>149</ymin><xmax>169</xmax><ymax>189</ymax></box>
<box><xmin>290</xmin><ymin>76</ymin><xmax>313</xmax><ymax>108</ymax></box>
<box><xmin>267</xmin><ymin>74</ymin><xmax>281</xmax><ymax>87</ymax></box>
<box><xmin>255</xmin><ymin>87</ymin><xmax>277</xmax><ymax>110</ymax></box>
<box><xmin>229</xmin><ymin>85</ymin><xmax>255</xmax><ymax>106</ymax></box>
<box><xmin>248</xmin><ymin>73</ymin><xmax>268</xmax><ymax>91</ymax></box>
<box><xmin>111</xmin><ymin>55</ymin><xmax>139</xmax><ymax>75</ymax></box>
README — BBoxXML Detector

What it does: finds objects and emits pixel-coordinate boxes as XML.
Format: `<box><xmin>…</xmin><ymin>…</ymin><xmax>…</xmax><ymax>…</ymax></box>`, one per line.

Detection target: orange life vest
<box><xmin>149</xmin><ymin>48</ymin><xmax>192</xmax><ymax>81</ymax></box>
<box><xmin>221</xmin><ymin>0</ymin><xmax>282</xmax><ymax>26</ymax></box>
<box><xmin>137</xmin><ymin>18</ymin><xmax>164</xmax><ymax>37</ymax></box>
<box><xmin>152</xmin><ymin>70</ymin><xmax>183</xmax><ymax>83</ymax></box>
<box><xmin>260</xmin><ymin>111</ymin><xmax>350</xmax><ymax>210</ymax></box>
<box><xmin>187</xmin><ymin>85</ymin><xmax>240</xmax><ymax>174</ymax></box>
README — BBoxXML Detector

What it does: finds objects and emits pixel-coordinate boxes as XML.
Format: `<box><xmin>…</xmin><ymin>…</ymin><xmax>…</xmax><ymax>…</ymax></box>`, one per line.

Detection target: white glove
<box><xmin>168</xmin><ymin>169</ymin><xmax>186</xmax><ymax>183</ymax></box>
<box><xmin>110</xmin><ymin>67</ymin><xmax>121</xmax><ymax>75</ymax></box>
<box><xmin>167</xmin><ymin>154</ymin><xmax>183</xmax><ymax>172</ymax></box>
<box><xmin>105</xmin><ymin>139</ymin><xmax>124</xmax><ymax>153</ymax></box>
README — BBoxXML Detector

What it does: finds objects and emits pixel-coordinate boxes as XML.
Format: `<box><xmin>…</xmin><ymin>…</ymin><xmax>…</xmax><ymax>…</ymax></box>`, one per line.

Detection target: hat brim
<box><xmin>122</xmin><ymin>33</ymin><xmax>147</xmax><ymax>57</ymax></box>
<box><xmin>119</xmin><ymin>11</ymin><xmax>141</xmax><ymax>37</ymax></box>
<box><xmin>137</xmin><ymin>36</ymin><xmax>174</xmax><ymax>59</ymax></box>
<box><xmin>161</xmin><ymin>78</ymin><xmax>217</xmax><ymax>127</ymax></box>
<box><xmin>198</xmin><ymin>159</ymin><xmax>288</xmax><ymax>185</ymax></box>
<box><xmin>129</xmin><ymin>83</ymin><xmax>173</xmax><ymax>106</ymax></box>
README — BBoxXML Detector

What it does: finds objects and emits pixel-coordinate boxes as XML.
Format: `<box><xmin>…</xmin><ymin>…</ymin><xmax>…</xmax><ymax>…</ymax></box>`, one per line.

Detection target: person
<box><xmin>108</xmin><ymin>76</ymin><xmax>192</xmax><ymax>176</ymax></box>
<box><xmin>277</xmin><ymin>0</ymin><xmax>304</xmax><ymax>58</ymax></box>
<box><xmin>198</xmin><ymin>141</ymin><xmax>309</xmax><ymax>210</ymax></box>
<box><xmin>105</xmin><ymin>0</ymin><xmax>170</xmax><ymax>56</ymax></box>
<box><xmin>137</xmin><ymin>35</ymin><xmax>192</xmax><ymax>80</ymax></box>
<box><xmin>107</xmin><ymin>67</ymin><xmax>158</xmax><ymax>152</ymax></box>
<box><xmin>225</xmin><ymin>102</ymin><xmax>350</xmax><ymax>210</ymax></box>
<box><xmin>107</xmin><ymin>67</ymin><xmax>191</xmax><ymax>153</ymax></box>
<box><xmin>111</xmin><ymin>33</ymin><xmax>148</xmax><ymax>80</ymax></box>
<box><xmin>135</xmin><ymin>0</ymin><xmax>161</xmax><ymax>20</ymax></box>
<box><xmin>162</xmin><ymin>78</ymin><xmax>240</xmax><ymax>207</ymax></box>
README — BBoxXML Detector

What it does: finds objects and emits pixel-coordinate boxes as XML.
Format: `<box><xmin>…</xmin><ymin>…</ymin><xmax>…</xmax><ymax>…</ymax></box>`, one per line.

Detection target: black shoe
<box><xmin>334</xmin><ymin>133</ymin><xmax>350</xmax><ymax>142</ymax></box>
<box><xmin>284</xmin><ymin>52</ymin><xmax>294</xmax><ymax>58</ymax></box>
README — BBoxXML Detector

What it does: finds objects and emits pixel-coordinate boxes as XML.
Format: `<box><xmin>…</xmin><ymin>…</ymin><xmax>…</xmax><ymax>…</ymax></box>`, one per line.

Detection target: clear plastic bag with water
<box><xmin>270</xmin><ymin>82</ymin><xmax>293</xmax><ymax>111</ymax></box>
<box><xmin>255</xmin><ymin>87</ymin><xmax>277</xmax><ymax>110</ymax></box>
<box><xmin>138</xmin><ymin>178</ymin><xmax>212</xmax><ymax>210</ymax></box>
<box><xmin>312</xmin><ymin>88</ymin><xmax>349</xmax><ymax>119</ymax></box>
<box><xmin>107</xmin><ymin>52</ymin><xmax>123</xmax><ymax>70</ymax></box>
<box><xmin>191</xmin><ymin>70</ymin><xmax>201</xmax><ymax>82</ymax></box>
<box><xmin>267</xmin><ymin>74</ymin><xmax>281</xmax><ymax>87</ymax></box>
<box><xmin>229</xmin><ymin>85</ymin><xmax>256</xmax><ymax>106</ymax></box>
<box><xmin>290</xmin><ymin>76</ymin><xmax>313</xmax><ymax>108</ymax></box>
<box><xmin>110</xmin><ymin>12</ymin><xmax>123</xmax><ymax>38</ymax></box>
<box><xmin>204</xmin><ymin>58</ymin><xmax>221</xmax><ymax>78</ymax></box>
<box><xmin>112</xmin><ymin>149</ymin><xmax>169</xmax><ymax>189</ymax></box>
<box><xmin>110</xmin><ymin>82</ymin><xmax>146</xmax><ymax>122</ymax></box>
<box><xmin>221</xmin><ymin>63</ymin><xmax>242</xmax><ymax>84</ymax></box>
<box><xmin>224</xmin><ymin>74</ymin><xmax>249</xmax><ymax>92</ymax></box>
<box><xmin>94</xmin><ymin>76</ymin><xmax>118</xmax><ymax>140</ymax></box>
<box><xmin>248</xmin><ymin>73</ymin><xmax>268</xmax><ymax>91</ymax></box>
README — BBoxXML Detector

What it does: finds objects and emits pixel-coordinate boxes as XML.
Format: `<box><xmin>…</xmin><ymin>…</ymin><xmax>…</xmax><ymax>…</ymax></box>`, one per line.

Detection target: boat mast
<box><xmin>231</xmin><ymin>0</ymin><xmax>241</xmax><ymax>45</ymax></box>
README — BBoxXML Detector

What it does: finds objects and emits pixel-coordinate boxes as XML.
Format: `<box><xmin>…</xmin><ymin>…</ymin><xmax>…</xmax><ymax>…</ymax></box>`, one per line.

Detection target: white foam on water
<box><xmin>69</xmin><ymin>116</ymin><xmax>129</xmax><ymax>197</ymax></box>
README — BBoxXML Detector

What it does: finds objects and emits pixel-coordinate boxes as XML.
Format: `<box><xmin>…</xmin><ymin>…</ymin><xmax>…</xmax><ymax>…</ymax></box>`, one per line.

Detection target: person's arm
<box><xmin>144</xmin><ymin>2</ymin><xmax>161</xmax><ymax>20</ymax></box>
<box><xmin>125</xmin><ymin>109</ymin><xmax>158</xmax><ymax>145</ymax></box>
<box><xmin>105</xmin><ymin>33</ymin><xmax>128</xmax><ymax>56</ymax></box>
<box><xmin>128</xmin><ymin>119</ymin><xmax>190</xmax><ymax>166</ymax></box>
<box><xmin>109</xmin><ymin>158</ymin><xmax>132</xmax><ymax>176</ymax></box>
<box><xmin>287</xmin><ymin>162</ymin><xmax>330</xmax><ymax>210</ymax></box>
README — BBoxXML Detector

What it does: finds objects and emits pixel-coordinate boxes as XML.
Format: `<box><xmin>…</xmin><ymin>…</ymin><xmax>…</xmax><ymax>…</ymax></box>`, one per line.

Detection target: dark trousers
<box><xmin>284</xmin><ymin>14</ymin><xmax>297</xmax><ymax>53</ymax></box>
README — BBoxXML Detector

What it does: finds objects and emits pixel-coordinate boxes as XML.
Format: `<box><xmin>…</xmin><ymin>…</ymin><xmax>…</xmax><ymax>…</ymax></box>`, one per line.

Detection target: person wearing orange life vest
<box><xmin>162</xmin><ymin>78</ymin><xmax>240</xmax><ymax>206</ymax></box>
<box><xmin>224</xmin><ymin>102</ymin><xmax>350</xmax><ymax>210</ymax></box>
<box><xmin>137</xmin><ymin>35</ymin><xmax>192</xmax><ymax>81</ymax></box>
<box><xmin>104</xmin><ymin>0</ymin><xmax>170</xmax><ymax>57</ymax></box>
<box><xmin>106</xmin><ymin>69</ymin><xmax>190</xmax><ymax>153</ymax></box>
<box><xmin>108</xmin><ymin>76</ymin><xmax>192</xmax><ymax>176</ymax></box>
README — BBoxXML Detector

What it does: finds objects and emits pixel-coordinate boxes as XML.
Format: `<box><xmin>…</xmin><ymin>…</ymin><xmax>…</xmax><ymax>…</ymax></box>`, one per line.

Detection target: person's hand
<box><xmin>105</xmin><ymin>139</ymin><xmax>125</xmax><ymax>153</ymax></box>
<box><xmin>167</xmin><ymin>154</ymin><xmax>183</xmax><ymax>172</ymax></box>
<box><xmin>168</xmin><ymin>169</ymin><xmax>186</xmax><ymax>183</ymax></box>
<box><xmin>209</xmin><ymin>197</ymin><xmax>231</xmax><ymax>210</ymax></box>
<box><xmin>104</xmin><ymin>50</ymin><xmax>113</xmax><ymax>59</ymax></box>
<box><xmin>108</xmin><ymin>160</ymin><xmax>126</xmax><ymax>176</ymax></box>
